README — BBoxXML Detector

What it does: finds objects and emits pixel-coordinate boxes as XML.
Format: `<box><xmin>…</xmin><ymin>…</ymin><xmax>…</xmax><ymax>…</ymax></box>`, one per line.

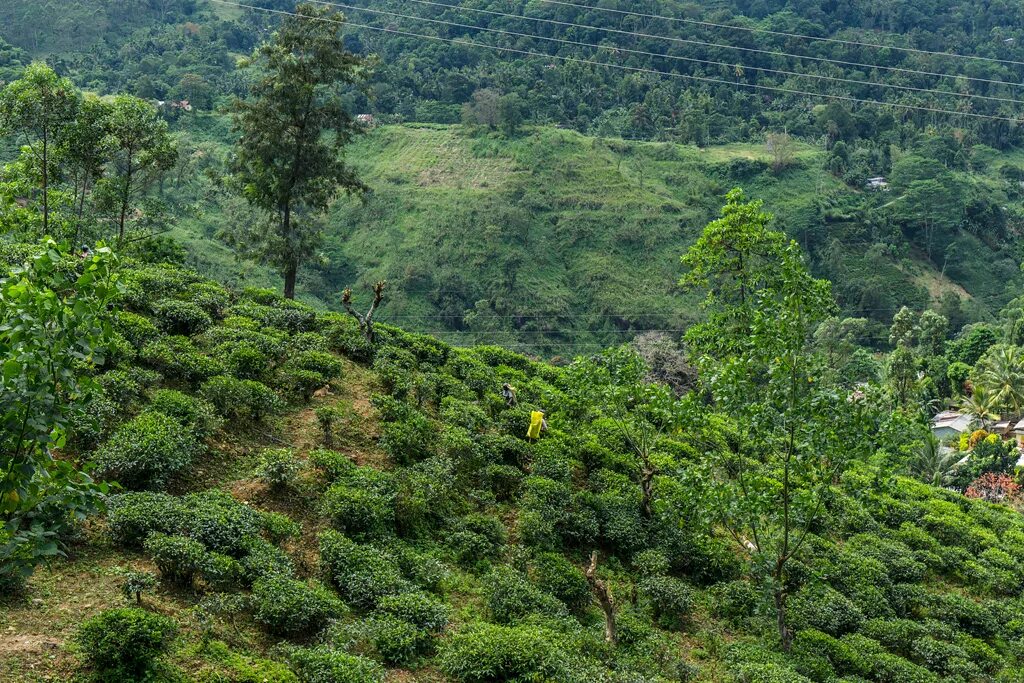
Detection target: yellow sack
<box><xmin>527</xmin><ymin>411</ymin><xmax>544</xmax><ymax>439</ymax></box>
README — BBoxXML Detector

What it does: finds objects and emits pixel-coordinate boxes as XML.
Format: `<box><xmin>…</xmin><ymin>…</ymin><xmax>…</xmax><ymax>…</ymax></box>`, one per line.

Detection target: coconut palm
<box><xmin>974</xmin><ymin>344</ymin><xmax>1024</xmax><ymax>415</ymax></box>
<box><xmin>910</xmin><ymin>432</ymin><xmax>963</xmax><ymax>487</ymax></box>
<box><xmin>960</xmin><ymin>384</ymin><xmax>1000</xmax><ymax>430</ymax></box>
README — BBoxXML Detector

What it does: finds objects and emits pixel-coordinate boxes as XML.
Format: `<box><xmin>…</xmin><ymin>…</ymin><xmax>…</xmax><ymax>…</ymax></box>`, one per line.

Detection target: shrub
<box><xmin>185</xmin><ymin>281</ymin><xmax>231</xmax><ymax>314</ymax></box>
<box><xmin>216</xmin><ymin>341</ymin><xmax>268</xmax><ymax>380</ymax></box>
<box><xmin>115</xmin><ymin>310</ymin><xmax>161</xmax><ymax>348</ymax></box>
<box><xmin>483</xmin><ymin>566</ymin><xmax>568</xmax><ymax>624</ymax></box>
<box><xmin>201</xmin><ymin>552</ymin><xmax>243</xmax><ymax>591</ymax></box>
<box><xmin>449</xmin><ymin>514</ymin><xmax>508</xmax><ymax>568</ymax></box>
<box><xmin>380</xmin><ymin>413</ymin><xmax>435</xmax><ymax>465</ymax></box>
<box><xmin>790</xmin><ymin>583</ymin><xmax>864</xmax><ymax>636</ymax></box>
<box><xmin>438</xmin><ymin>623</ymin><xmax>567</xmax><ymax>682</ymax></box>
<box><xmin>712</xmin><ymin>580</ymin><xmax>759</xmax><ymax>624</ymax></box>
<box><xmin>309</xmin><ymin>449</ymin><xmax>356</xmax><ymax>480</ymax></box>
<box><xmin>289</xmin><ymin>647</ymin><xmax>385</xmax><ymax>683</ymax></box>
<box><xmin>118</xmin><ymin>569</ymin><xmax>157</xmax><ymax>604</ymax></box>
<box><xmin>255</xmin><ymin>448</ymin><xmax>303</xmax><ymax>490</ymax></box>
<box><xmin>638</xmin><ymin>575</ymin><xmax>693</xmax><ymax>630</ymax></box>
<box><xmin>151</xmin><ymin>298</ymin><xmax>213</xmax><ymax>335</ymax></box>
<box><xmin>531</xmin><ymin>552</ymin><xmax>591</xmax><ymax>612</ymax></box>
<box><xmin>377</xmin><ymin>591</ymin><xmax>451</xmax><ymax>633</ymax></box>
<box><xmin>239</xmin><ymin>536</ymin><xmax>294</xmax><ymax>584</ymax></box>
<box><xmin>201</xmin><ymin>375</ymin><xmax>281</xmax><ymax>421</ymax></box>
<box><xmin>633</xmin><ymin>549</ymin><xmax>671</xmax><ymax>577</ymax></box>
<box><xmin>76</xmin><ymin>608</ymin><xmax>176</xmax><ymax>680</ymax></box>
<box><xmin>279</xmin><ymin>367</ymin><xmax>329</xmax><ymax>402</ymax></box>
<box><xmin>93</xmin><ymin>411</ymin><xmax>202</xmax><ymax>490</ymax></box>
<box><xmin>320</xmin><ymin>482</ymin><xmax>394</xmax><ymax>539</ymax></box>
<box><xmin>149</xmin><ymin>388</ymin><xmax>223</xmax><ymax>439</ymax></box>
<box><xmin>97</xmin><ymin>369</ymin><xmax>145</xmax><ymax>408</ymax></box>
<box><xmin>144</xmin><ymin>533</ymin><xmax>206</xmax><ymax>586</ymax></box>
<box><xmin>290</xmin><ymin>350</ymin><xmax>344</xmax><ymax>379</ymax></box>
<box><xmin>140</xmin><ymin>335</ymin><xmax>223</xmax><ymax>383</ymax></box>
<box><xmin>367</xmin><ymin>615</ymin><xmax>430</xmax><ymax>666</ymax></box>
<box><xmin>319</xmin><ymin>531</ymin><xmax>409</xmax><ymax>609</ymax></box>
<box><xmin>252</xmin><ymin>574</ymin><xmax>345</xmax><ymax>637</ymax></box>
<box><xmin>263</xmin><ymin>511</ymin><xmax>302</xmax><ymax>543</ymax></box>
<box><xmin>106</xmin><ymin>492</ymin><xmax>187</xmax><ymax>548</ymax></box>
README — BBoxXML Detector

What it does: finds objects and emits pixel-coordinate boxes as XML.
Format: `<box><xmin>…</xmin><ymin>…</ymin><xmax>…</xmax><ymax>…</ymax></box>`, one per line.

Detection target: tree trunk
<box><xmin>586</xmin><ymin>552</ymin><xmax>617</xmax><ymax>646</ymax></box>
<box><xmin>774</xmin><ymin>585</ymin><xmax>792</xmax><ymax>652</ymax></box>
<box><xmin>640</xmin><ymin>465</ymin><xmax>654</xmax><ymax>519</ymax></box>
<box><xmin>41</xmin><ymin>125</ymin><xmax>48</xmax><ymax>235</ymax></box>
<box><xmin>284</xmin><ymin>260</ymin><xmax>297</xmax><ymax>299</ymax></box>
<box><xmin>282</xmin><ymin>203</ymin><xmax>297</xmax><ymax>299</ymax></box>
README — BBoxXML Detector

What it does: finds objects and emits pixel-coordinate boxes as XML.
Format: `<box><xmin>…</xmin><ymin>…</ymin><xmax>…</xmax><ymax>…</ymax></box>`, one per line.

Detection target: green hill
<box><xmin>5</xmin><ymin>244</ymin><xmax>1024</xmax><ymax>682</ymax></box>
<box><xmin>166</xmin><ymin>120</ymin><xmax>1020</xmax><ymax>355</ymax></box>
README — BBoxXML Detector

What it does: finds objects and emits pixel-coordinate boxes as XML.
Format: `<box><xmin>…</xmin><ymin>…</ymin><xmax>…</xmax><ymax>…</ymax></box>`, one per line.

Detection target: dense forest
<box><xmin>8</xmin><ymin>4</ymin><xmax>1024</xmax><ymax>680</ymax></box>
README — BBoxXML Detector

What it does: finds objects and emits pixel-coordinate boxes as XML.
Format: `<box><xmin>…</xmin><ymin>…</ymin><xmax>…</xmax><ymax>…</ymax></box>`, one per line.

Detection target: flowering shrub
<box><xmin>966</xmin><ymin>473</ymin><xmax>1021</xmax><ymax>503</ymax></box>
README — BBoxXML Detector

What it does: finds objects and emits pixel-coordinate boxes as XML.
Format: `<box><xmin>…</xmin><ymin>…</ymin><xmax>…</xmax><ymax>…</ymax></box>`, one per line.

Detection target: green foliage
<box><xmin>201</xmin><ymin>375</ymin><xmax>281</xmax><ymax>421</ymax></box>
<box><xmin>228</xmin><ymin>3</ymin><xmax>366</xmax><ymax>298</ymax></box>
<box><xmin>75</xmin><ymin>608</ymin><xmax>176</xmax><ymax>681</ymax></box>
<box><xmin>289</xmin><ymin>647</ymin><xmax>385</xmax><ymax>683</ymax></box>
<box><xmin>144</xmin><ymin>533</ymin><xmax>206</xmax><ymax>587</ymax></box>
<box><xmin>319</xmin><ymin>531</ymin><xmax>410</xmax><ymax>609</ymax></box>
<box><xmin>0</xmin><ymin>240</ymin><xmax>118</xmax><ymax>587</ymax></box>
<box><xmin>117</xmin><ymin>569</ymin><xmax>156</xmax><ymax>604</ymax></box>
<box><xmin>252</xmin><ymin>574</ymin><xmax>345</xmax><ymax>637</ymax></box>
<box><xmin>148</xmin><ymin>389</ymin><xmax>222</xmax><ymax>439</ymax></box>
<box><xmin>638</xmin><ymin>575</ymin><xmax>694</xmax><ymax>630</ymax></box>
<box><xmin>376</xmin><ymin>591</ymin><xmax>451</xmax><ymax>633</ymax></box>
<box><xmin>254</xmin><ymin>448</ymin><xmax>303</xmax><ymax>490</ymax></box>
<box><xmin>438</xmin><ymin>623</ymin><xmax>568</xmax><ymax>682</ymax></box>
<box><xmin>93</xmin><ymin>410</ymin><xmax>202</xmax><ymax>490</ymax></box>
<box><xmin>483</xmin><ymin>566</ymin><xmax>569</xmax><ymax>624</ymax></box>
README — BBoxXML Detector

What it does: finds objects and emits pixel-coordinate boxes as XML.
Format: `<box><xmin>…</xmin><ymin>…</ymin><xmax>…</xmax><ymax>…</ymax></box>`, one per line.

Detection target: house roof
<box><xmin>931</xmin><ymin>410</ymin><xmax>972</xmax><ymax>433</ymax></box>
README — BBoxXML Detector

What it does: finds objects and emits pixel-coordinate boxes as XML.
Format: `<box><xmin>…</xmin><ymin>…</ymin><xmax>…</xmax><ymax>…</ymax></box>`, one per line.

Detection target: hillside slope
<box><xmin>6</xmin><ymin>252</ymin><xmax>1024</xmax><ymax>682</ymax></box>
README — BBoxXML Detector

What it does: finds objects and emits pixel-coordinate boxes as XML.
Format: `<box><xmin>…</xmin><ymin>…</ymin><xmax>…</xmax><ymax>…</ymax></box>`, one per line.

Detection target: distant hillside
<box><xmin>171</xmin><ymin>123</ymin><xmax>1019</xmax><ymax>354</ymax></box>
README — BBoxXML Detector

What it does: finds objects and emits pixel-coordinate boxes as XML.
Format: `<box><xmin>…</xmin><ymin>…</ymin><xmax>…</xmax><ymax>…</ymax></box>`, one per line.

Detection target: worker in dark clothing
<box><xmin>501</xmin><ymin>382</ymin><xmax>518</xmax><ymax>407</ymax></box>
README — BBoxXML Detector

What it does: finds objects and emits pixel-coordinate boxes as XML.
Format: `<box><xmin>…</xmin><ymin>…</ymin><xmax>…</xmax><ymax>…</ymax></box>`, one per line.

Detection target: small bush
<box><xmin>484</xmin><ymin>566</ymin><xmax>569</xmax><ymax>624</ymax></box>
<box><xmin>151</xmin><ymin>298</ymin><xmax>213</xmax><ymax>335</ymax></box>
<box><xmin>289</xmin><ymin>647</ymin><xmax>385</xmax><ymax>683</ymax></box>
<box><xmin>144</xmin><ymin>533</ymin><xmax>207</xmax><ymax>586</ymax></box>
<box><xmin>320</xmin><ymin>481</ymin><xmax>395</xmax><ymax>539</ymax></box>
<box><xmin>252</xmin><ymin>574</ymin><xmax>345</xmax><ymax>637</ymax></box>
<box><xmin>377</xmin><ymin>591</ymin><xmax>451</xmax><ymax>633</ymax></box>
<box><xmin>319</xmin><ymin>531</ymin><xmax>409</xmax><ymax>609</ymax></box>
<box><xmin>790</xmin><ymin>583</ymin><xmax>864</xmax><ymax>636</ymax></box>
<box><xmin>255</xmin><ymin>448</ymin><xmax>303</xmax><ymax>490</ymax></box>
<box><xmin>367</xmin><ymin>615</ymin><xmax>430</xmax><ymax>666</ymax></box>
<box><xmin>118</xmin><ymin>569</ymin><xmax>157</xmax><ymax>604</ymax></box>
<box><xmin>638</xmin><ymin>575</ymin><xmax>693</xmax><ymax>630</ymax></box>
<box><xmin>449</xmin><ymin>514</ymin><xmax>508</xmax><ymax>568</ymax></box>
<box><xmin>76</xmin><ymin>608</ymin><xmax>176</xmax><ymax>680</ymax></box>
<box><xmin>214</xmin><ymin>341</ymin><xmax>268</xmax><ymax>380</ymax></box>
<box><xmin>201</xmin><ymin>375</ymin><xmax>281</xmax><ymax>421</ymax></box>
<box><xmin>149</xmin><ymin>388</ymin><xmax>223</xmax><ymax>439</ymax></box>
<box><xmin>201</xmin><ymin>552</ymin><xmax>243</xmax><ymax>592</ymax></box>
<box><xmin>140</xmin><ymin>335</ymin><xmax>223</xmax><ymax>384</ymax></box>
<box><xmin>93</xmin><ymin>411</ymin><xmax>202</xmax><ymax>490</ymax></box>
<box><xmin>438</xmin><ymin>623</ymin><xmax>567</xmax><ymax>682</ymax></box>
<box><xmin>280</xmin><ymin>367</ymin><xmax>329</xmax><ymax>402</ymax></box>
<box><xmin>115</xmin><ymin>310</ymin><xmax>161</xmax><ymax>348</ymax></box>
<box><xmin>290</xmin><ymin>350</ymin><xmax>344</xmax><ymax>379</ymax></box>
<box><xmin>310</xmin><ymin>449</ymin><xmax>356</xmax><ymax>480</ymax></box>
<box><xmin>531</xmin><ymin>552</ymin><xmax>591</xmax><ymax>612</ymax></box>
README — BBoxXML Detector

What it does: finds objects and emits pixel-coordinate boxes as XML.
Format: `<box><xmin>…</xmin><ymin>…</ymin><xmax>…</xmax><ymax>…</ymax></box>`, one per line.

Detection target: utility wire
<box><xmin>316</xmin><ymin>0</ymin><xmax>1024</xmax><ymax>106</ymax></box>
<box><xmin>209</xmin><ymin>0</ymin><xmax>1024</xmax><ymax>123</ymax></box>
<box><xmin>309</xmin><ymin>0</ymin><xmax>1024</xmax><ymax>91</ymax></box>
<box><xmin>534</xmin><ymin>0</ymin><xmax>1024</xmax><ymax>68</ymax></box>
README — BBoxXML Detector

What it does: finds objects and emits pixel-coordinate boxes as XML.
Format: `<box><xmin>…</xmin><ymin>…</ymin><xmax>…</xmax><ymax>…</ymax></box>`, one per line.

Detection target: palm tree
<box><xmin>960</xmin><ymin>384</ymin><xmax>1000</xmax><ymax>430</ymax></box>
<box><xmin>910</xmin><ymin>433</ymin><xmax>963</xmax><ymax>487</ymax></box>
<box><xmin>974</xmin><ymin>344</ymin><xmax>1024</xmax><ymax>415</ymax></box>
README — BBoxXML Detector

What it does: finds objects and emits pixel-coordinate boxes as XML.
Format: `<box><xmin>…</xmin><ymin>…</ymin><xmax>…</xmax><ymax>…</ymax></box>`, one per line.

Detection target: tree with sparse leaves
<box><xmin>681</xmin><ymin>188</ymin><xmax>866</xmax><ymax>651</ymax></box>
<box><xmin>229</xmin><ymin>3</ymin><xmax>368</xmax><ymax>299</ymax></box>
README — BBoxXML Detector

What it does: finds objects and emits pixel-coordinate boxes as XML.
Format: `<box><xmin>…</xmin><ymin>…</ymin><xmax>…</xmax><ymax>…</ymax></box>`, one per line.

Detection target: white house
<box><xmin>931</xmin><ymin>410</ymin><xmax>972</xmax><ymax>441</ymax></box>
<box><xmin>865</xmin><ymin>176</ymin><xmax>889</xmax><ymax>191</ymax></box>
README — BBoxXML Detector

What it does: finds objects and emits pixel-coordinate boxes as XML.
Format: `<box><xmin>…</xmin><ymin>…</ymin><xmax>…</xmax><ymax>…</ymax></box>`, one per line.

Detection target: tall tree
<box><xmin>230</xmin><ymin>3</ymin><xmax>367</xmax><ymax>299</ymax></box>
<box><xmin>59</xmin><ymin>95</ymin><xmax>113</xmax><ymax>243</ymax></box>
<box><xmin>96</xmin><ymin>95</ymin><xmax>176</xmax><ymax>244</ymax></box>
<box><xmin>681</xmin><ymin>189</ymin><xmax>863</xmax><ymax>651</ymax></box>
<box><xmin>0</xmin><ymin>62</ymin><xmax>78</xmax><ymax>235</ymax></box>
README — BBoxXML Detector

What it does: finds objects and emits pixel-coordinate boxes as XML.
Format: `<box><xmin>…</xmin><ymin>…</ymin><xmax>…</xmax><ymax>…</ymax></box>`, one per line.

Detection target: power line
<box><xmin>313</xmin><ymin>0</ymin><xmax>1024</xmax><ymax>91</ymax></box>
<box><xmin>210</xmin><ymin>0</ymin><xmax>1024</xmax><ymax>123</ymax></box>
<box><xmin>534</xmin><ymin>0</ymin><xmax>1024</xmax><ymax>69</ymax></box>
<box><xmin>317</xmin><ymin>0</ymin><xmax>1024</xmax><ymax>106</ymax></box>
